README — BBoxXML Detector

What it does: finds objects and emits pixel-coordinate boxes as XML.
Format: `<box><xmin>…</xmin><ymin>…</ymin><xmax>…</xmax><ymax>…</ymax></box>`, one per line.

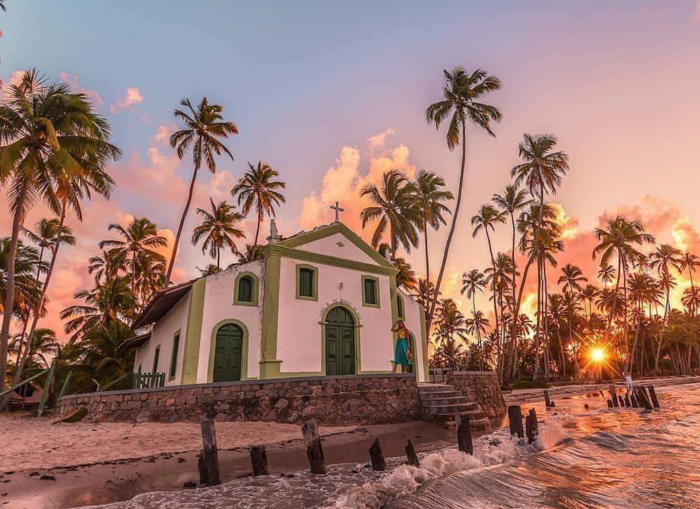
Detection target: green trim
<box><xmin>295</xmin><ymin>263</ymin><xmax>318</xmax><ymax>301</ymax></box>
<box><xmin>260</xmin><ymin>255</ymin><xmax>282</xmax><ymax>379</ymax></box>
<box><xmin>152</xmin><ymin>345</ymin><xmax>161</xmax><ymax>374</ymax></box>
<box><xmin>276</xmin><ymin>222</ymin><xmax>395</xmax><ymax>270</ymax></box>
<box><xmin>233</xmin><ymin>271</ymin><xmax>259</xmax><ymax>307</ymax></box>
<box><xmin>361</xmin><ymin>275</ymin><xmax>381</xmax><ymax>308</ymax></box>
<box><xmin>264</xmin><ymin>245</ymin><xmax>398</xmax><ymax>276</ymax></box>
<box><xmin>397</xmin><ymin>294</ymin><xmax>405</xmax><ymax>320</ymax></box>
<box><xmin>168</xmin><ymin>330</ymin><xmax>181</xmax><ymax>381</ymax></box>
<box><xmin>207</xmin><ymin>319</ymin><xmax>250</xmax><ymax>382</ymax></box>
<box><xmin>390</xmin><ymin>276</ymin><xmax>399</xmax><ymax>326</ymax></box>
<box><xmin>181</xmin><ymin>278</ymin><xmax>206</xmax><ymax>384</ymax></box>
<box><xmin>419</xmin><ymin>304</ymin><xmax>429</xmax><ymax>382</ymax></box>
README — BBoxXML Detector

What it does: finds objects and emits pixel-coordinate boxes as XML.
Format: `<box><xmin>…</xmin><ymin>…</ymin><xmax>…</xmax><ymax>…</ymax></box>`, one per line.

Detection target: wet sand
<box><xmin>0</xmin><ymin>421</ymin><xmax>457</xmax><ymax>509</ymax></box>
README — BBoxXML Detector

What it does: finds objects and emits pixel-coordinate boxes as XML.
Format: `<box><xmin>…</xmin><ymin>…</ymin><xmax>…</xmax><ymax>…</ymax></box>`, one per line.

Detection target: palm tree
<box><xmin>197</xmin><ymin>264</ymin><xmax>220</xmax><ymax>277</ymax></box>
<box><xmin>99</xmin><ymin>217</ymin><xmax>167</xmax><ymax>297</ymax></box>
<box><xmin>598</xmin><ymin>263</ymin><xmax>617</xmax><ymax>288</ymax></box>
<box><xmin>411</xmin><ymin>278</ymin><xmax>439</xmax><ymax>323</ymax></box>
<box><xmin>580</xmin><ymin>284</ymin><xmax>599</xmax><ymax>319</ymax></box>
<box><xmin>650</xmin><ymin>243</ymin><xmax>683</xmax><ymax>371</ymax></box>
<box><xmin>60</xmin><ymin>275</ymin><xmax>138</xmax><ymax>341</ymax></box>
<box><xmin>425</xmin><ymin>67</ymin><xmax>502</xmax><ymax>332</ymax></box>
<box><xmin>231</xmin><ymin>162</ymin><xmax>286</xmax><ymax>247</ymax></box>
<box><xmin>394</xmin><ymin>257</ymin><xmax>417</xmax><ymax>290</ymax></box>
<box><xmin>0</xmin><ymin>69</ymin><xmax>120</xmax><ymax>395</ymax></box>
<box><xmin>461</xmin><ymin>269</ymin><xmax>487</xmax><ymax>369</ymax></box>
<box><xmin>0</xmin><ymin>239</ymin><xmax>45</xmax><ymax>322</ymax></box>
<box><xmin>414</xmin><ymin>170</ymin><xmax>453</xmax><ymax>287</ymax></box>
<box><xmin>166</xmin><ymin>97</ymin><xmax>238</xmax><ymax>287</ymax></box>
<box><xmin>88</xmin><ymin>249</ymin><xmax>126</xmax><ymax>284</ymax></box>
<box><xmin>558</xmin><ymin>264</ymin><xmax>587</xmax><ymax>294</ymax></box>
<box><xmin>593</xmin><ymin>216</ymin><xmax>655</xmax><ymax>364</ymax></box>
<box><xmin>236</xmin><ymin>244</ymin><xmax>265</xmax><ymax>264</ymax></box>
<box><xmin>192</xmin><ymin>199</ymin><xmax>246</xmax><ymax>270</ymax></box>
<box><xmin>360</xmin><ymin>169</ymin><xmax>421</xmax><ymax>259</ymax></box>
<box><xmin>680</xmin><ymin>252</ymin><xmax>700</xmax><ymax>288</ymax></box>
<box><xmin>493</xmin><ymin>185</ymin><xmax>531</xmax><ymax>315</ymax></box>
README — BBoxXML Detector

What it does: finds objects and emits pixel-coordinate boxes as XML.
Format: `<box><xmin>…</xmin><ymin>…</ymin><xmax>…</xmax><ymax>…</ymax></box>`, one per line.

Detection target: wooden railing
<box><xmin>131</xmin><ymin>371</ymin><xmax>166</xmax><ymax>389</ymax></box>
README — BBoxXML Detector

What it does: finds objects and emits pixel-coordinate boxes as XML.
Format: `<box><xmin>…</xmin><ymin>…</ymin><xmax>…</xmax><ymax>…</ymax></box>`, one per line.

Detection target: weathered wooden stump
<box><xmin>250</xmin><ymin>445</ymin><xmax>269</xmax><ymax>476</ymax></box>
<box><xmin>405</xmin><ymin>440</ymin><xmax>420</xmax><ymax>467</ymax></box>
<box><xmin>544</xmin><ymin>390</ymin><xmax>552</xmax><ymax>409</ymax></box>
<box><xmin>525</xmin><ymin>408</ymin><xmax>539</xmax><ymax>445</ymax></box>
<box><xmin>624</xmin><ymin>395</ymin><xmax>631</xmax><ymax>407</ymax></box>
<box><xmin>631</xmin><ymin>394</ymin><xmax>639</xmax><ymax>408</ymax></box>
<box><xmin>507</xmin><ymin>405</ymin><xmax>524</xmax><ymax>439</ymax></box>
<box><xmin>634</xmin><ymin>386</ymin><xmax>653</xmax><ymax>411</ymax></box>
<box><xmin>369</xmin><ymin>438</ymin><xmax>386</xmax><ymax>471</ymax></box>
<box><xmin>618</xmin><ymin>395</ymin><xmax>625</xmax><ymax>407</ymax></box>
<box><xmin>607</xmin><ymin>399</ymin><xmax>614</xmax><ymax>408</ymax></box>
<box><xmin>198</xmin><ymin>417</ymin><xmax>221</xmax><ymax>486</ymax></box>
<box><xmin>456</xmin><ymin>413</ymin><xmax>473</xmax><ymax>455</ymax></box>
<box><xmin>647</xmin><ymin>386</ymin><xmax>661</xmax><ymax>409</ymax></box>
<box><xmin>302</xmin><ymin>419</ymin><xmax>326</xmax><ymax>475</ymax></box>
<box><xmin>608</xmin><ymin>385</ymin><xmax>619</xmax><ymax>407</ymax></box>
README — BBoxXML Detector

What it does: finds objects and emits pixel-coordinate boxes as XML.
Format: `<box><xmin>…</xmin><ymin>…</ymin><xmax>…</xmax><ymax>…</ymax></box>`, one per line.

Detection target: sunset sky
<box><xmin>2</xmin><ymin>0</ymin><xmax>700</xmax><ymax>335</ymax></box>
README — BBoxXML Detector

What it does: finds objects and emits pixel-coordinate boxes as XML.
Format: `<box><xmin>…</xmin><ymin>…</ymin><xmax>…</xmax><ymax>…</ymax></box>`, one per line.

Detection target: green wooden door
<box><xmin>325</xmin><ymin>307</ymin><xmax>355</xmax><ymax>376</ymax></box>
<box><xmin>213</xmin><ymin>323</ymin><xmax>243</xmax><ymax>382</ymax></box>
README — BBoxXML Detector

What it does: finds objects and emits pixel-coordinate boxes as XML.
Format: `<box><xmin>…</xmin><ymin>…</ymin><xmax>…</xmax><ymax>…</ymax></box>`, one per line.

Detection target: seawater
<box><xmin>89</xmin><ymin>383</ymin><xmax>700</xmax><ymax>509</ymax></box>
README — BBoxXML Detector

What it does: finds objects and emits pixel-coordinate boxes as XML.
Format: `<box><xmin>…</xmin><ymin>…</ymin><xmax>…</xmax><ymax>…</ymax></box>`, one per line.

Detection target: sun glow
<box><xmin>590</xmin><ymin>347</ymin><xmax>606</xmax><ymax>362</ymax></box>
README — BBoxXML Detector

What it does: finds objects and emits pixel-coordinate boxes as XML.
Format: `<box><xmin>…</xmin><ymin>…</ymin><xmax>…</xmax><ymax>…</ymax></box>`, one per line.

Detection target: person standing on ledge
<box><xmin>623</xmin><ymin>371</ymin><xmax>634</xmax><ymax>396</ymax></box>
<box><xmin>392</xmin><ymin>320</ymin><xmax>412</xmax><ymax>373</ymax></box>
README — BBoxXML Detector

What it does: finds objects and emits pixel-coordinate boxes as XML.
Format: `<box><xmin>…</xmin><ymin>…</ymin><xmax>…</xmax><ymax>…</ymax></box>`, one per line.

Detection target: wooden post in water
<box><xmin>544</xmin><ymin>390</ymin><xmax>552</xmax><ymax>409</ymax></box>
<box><xmin>634</xmin><ymin>386</ymin><xmax>653</xmax><ymax>411</ymax></box>
<box><xmin>507</xmin><ymin>405</ymin><xmax>524</xmax><ymax>439</ymax></box>
<box><xmin>456</xmin><ymin>413</ymin><xmax>474</xmax><ymax>454</ymax></box>
<box><xmin>369</xmin><ymin>438</ymin><xmax>386</xmax><ymax>471</ymax></box>
<box><xmin>647</xmin><ymin>386</ymin><xmax>661</xmax><ymax>409</ymax></box>
<box><xmin>302</xmin><ymin>419</ymin><xmax>326</xmax><ymax>475</ymax></box>
<box><xmin>607</xmin><ymin>399</ymin><xmax>614</xmax><ymax>408</ymax></box>
<box><xmin>608</xmin><ymin>385</ymin><xmax>619</xmax><ymax>408</ymax></box>
<box><xmin>618</xmin><ymin>395</ymin><xmax>625</xmax><ymax>407</ymax></box>
<box><xmin>631</xmin><ymin>394</ymin><xmax>639</xmax><ymax>408</ymax></box>
<box><xmin>405</xmin><ymin>440</ymin><xmax>420</xmax><ymax>467</ymax></box>
<box><xmin>624</xmin><ymin>395</ymin><xmax>631</xmax><ymax>407</ymax></box>
<box><xmin>525</xmin><ymin>408</ymin><xmax>539</xmax><ymax>444</ymax></box>
<box><xmin>198</xmin><ymin>417</ymin><xmax>221</xmax><ymax>486</ymax></box>
<box><xmin>250</xmin><ymin>445</ymin><xmax>269</xmax><ymax>476</ymax></box>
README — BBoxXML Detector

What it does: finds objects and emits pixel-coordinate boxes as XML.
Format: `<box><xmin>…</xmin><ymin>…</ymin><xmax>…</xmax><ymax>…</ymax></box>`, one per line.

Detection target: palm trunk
<box><xmin>10</xmin><ymin>202</ymin><xmax>67</xmax><ymax>394</ymax></box>
<box><xmin>472</xmin><ymin>294</ymin><xmax>482</xmax><ymax>371</ymax></box>
<box><xmin>13</xmin><ymin>242</ymin><xmax>46</xmax><ymax>371</ymax></box>
<box><xmin>505</xmin><ymin>253</ymin><xmax>536</xmax><ymax>382</ymax></box>
<box><xmin>484</xmin><ymin>229</ymin><xmax>500</xmax><ymax>373</ymax></box>
<box><xmin>217</xmin><ymin>248</ymin><xmax>221</xmax><ymax>271</ymax></box>
<box><xmin>655</xmin><ymin>286</ymin><xmax>671</xmax><ymax>372</ymax></box>
<box><xmin>423</xmin><ymin>220</ymin><xmax>430</xmax><ymax>289</ymax></box>
<box><xmin>622</xmin><ymin>261</ymin><xmax>630</xmax><ymax>370</ymax></box>
<box><xmin>165</xmin><ymin>166</ymin><xmax>200</xmax><ymax>288</ymax></box>
<box><xmin>254</xmin><ymin>208</ymin><xmax>262</xmax><ymax>247</ymax></box>
<box><xmin>533</xmin><ymin>257</ymin><xmax>542</xmax><ymax>381</ymax></box>
<box><xmin>0</xmin><ymin>180</ymin><xmax>29</xmax><ymax>394</ymax></box>
<box><xmin>427</xmin><ymin>118</ymin><xmax>467</xmax><ymax>333</ymax></box>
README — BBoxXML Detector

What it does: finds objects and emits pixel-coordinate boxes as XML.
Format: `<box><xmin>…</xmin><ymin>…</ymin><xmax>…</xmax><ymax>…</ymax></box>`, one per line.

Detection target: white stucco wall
<box><xmin>296</xmin><ymin>232</ymin><xmax>380</xmax><ymax>265</ymax></box>
<box><xmin>134</xmin><ymin>292</ymin><xmax>190</xmax><ymax>386</ymax></box>
<box><xmin>275</xmin><ymin>257</ymin><xmax>396</xmax><ymax>374</ymax></box>
<box><xmin>196</xmin><ymin>260</ymin><xmax>264</xmax><ymax>382</ymax></box>
<box><xmin>400</xmin><ymin>290</ymin><xmax>427</xmax><ymax>382</ymax></box>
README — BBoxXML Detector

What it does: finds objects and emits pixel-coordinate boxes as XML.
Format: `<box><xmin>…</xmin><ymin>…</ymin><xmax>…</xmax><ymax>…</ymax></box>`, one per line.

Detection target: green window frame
<box><xmin>397</xmin><ymin>294</ymin><xmax>405</xmax><ymax>319</ymax></box>
<box><xmin>361</xmin><ymin>275</ymin><xmax>380</xmax><ymax>308</ymax></box>
<box><xmin>234</xmin><ymin>272</ymin><xmax>259</xmax><ymax>306</ymax></box>
<box><xmin>296</xmin><ymin>264</ymin><xmax>318</xmax><ymax>301</ymax></box>
<box><xmin>152</xmin><ymin>345</ymin><xmax>160</xmax><ymax>374</ymax></box>
<box><xmin>169</xmin><ymin>331</ymin><xmax>180</xmax><ymax>380</ymax></box>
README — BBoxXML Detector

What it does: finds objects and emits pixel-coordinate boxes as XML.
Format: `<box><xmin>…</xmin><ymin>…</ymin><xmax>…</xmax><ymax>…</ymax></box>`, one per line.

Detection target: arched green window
<box><xmin>397</xmin><ymin>294</ymin><xmax>405</xmax><ymax>319</ymax></box>
<box><xmin>234</xmin><ymin>272</ymin><xmax>259</xmax><ymax>306</ymax></box>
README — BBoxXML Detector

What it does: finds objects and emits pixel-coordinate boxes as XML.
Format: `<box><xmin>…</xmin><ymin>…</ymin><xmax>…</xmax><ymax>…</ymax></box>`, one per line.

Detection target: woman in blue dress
<box><xmin>391</xmin><ymin>320</ymin><xmax>412</xmax><ymax>373</ymax></box>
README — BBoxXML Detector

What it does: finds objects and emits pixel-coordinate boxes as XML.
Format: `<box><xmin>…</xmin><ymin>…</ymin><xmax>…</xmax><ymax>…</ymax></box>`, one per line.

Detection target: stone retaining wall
<box><xmin>57</xmin><ymin>374</ymin><xmax>420</xmax><ymax>426</ymax></box>
<box><xmin>446</xmin><ymin>371</ymin><xmax>507</xmax><ymax>420</ymax></box>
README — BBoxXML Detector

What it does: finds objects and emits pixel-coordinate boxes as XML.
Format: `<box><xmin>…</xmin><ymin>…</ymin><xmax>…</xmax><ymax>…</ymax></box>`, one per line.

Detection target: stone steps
<box><xmin>418</xmin><ymin>383</ymin><xmax>490</xmax><ymax>429</ymax></box>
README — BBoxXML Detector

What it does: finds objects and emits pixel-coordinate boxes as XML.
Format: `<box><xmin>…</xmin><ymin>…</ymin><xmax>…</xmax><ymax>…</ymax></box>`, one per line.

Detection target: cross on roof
<box><xmin>330</xmin><ymin>201</ymin><xmax>344</xmax><ymax>223</ymax></box>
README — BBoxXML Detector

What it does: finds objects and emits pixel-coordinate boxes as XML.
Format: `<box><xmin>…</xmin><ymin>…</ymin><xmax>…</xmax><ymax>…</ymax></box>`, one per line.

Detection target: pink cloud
<box><xmin>59</xmin><ymin>73</ymin><xmax>104</xmax><ymax>109</ymax></box>
<box><xmin>110</xmin><ymin>87</ymin><xmax>144</xmax><ymax>114</ymax></box>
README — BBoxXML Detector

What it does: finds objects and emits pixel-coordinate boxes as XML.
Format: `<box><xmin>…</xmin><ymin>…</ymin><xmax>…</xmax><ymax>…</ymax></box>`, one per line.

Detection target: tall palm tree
<box><xmin>594</xmin><ymin>216</ymin><xmax>655</xmax><ymax>364</ymax></box>
<box><xmin>231</xmin><ymin>161</ymin><xmax>286</xmax><ymax>247</ymax></box>
<box><xmin>680</xmin><ymin>252</ymin><xmax>700</xmax><ymax>288</ymax></box>
<box><xmin>236</xmin><ymin>244</ymin><xmax>265</xmax><ymax>264</ymax></box>
<box><xmin>0</xmin><ymin>69</ymin><xmax>120</xmax><ymax>395</ymax></box>
<box><xmin>88</xmin><ymin>249</ymin><xmax>126</xmax><ymax>284</ymax></box>
<box><xmin>414</xmin><ymin>170</ymin><xmax>453</xmax><ymax>287</ymax></box>
<box><xmin>99</xmin><ymin>217</ymin><xmax>167</xmax><ymax>297</ymax></box>
<box><xmin>425</xmin><ymin>67</ymin><xmax>502</xmax><ymax>331</ymax></box>
<box><xmin>558</xmin><ymin>264</ymin><xmax>587</xmax><ymax>294</ymax></box>
<box><xmin>650</xmin><ymin>243</ymin><xmax>683</xmax><ymax>371</ymax></box>
<box><xmin>461</xmin><ymin>269</ymin><xmax>487</xmax><ymax>369</ymax></box>
<box><xmin>493</xmin><ymin>185</ymin><xmax>531</xmax><ymax>315</ymax></box>
<box><xmin>166</xmin><ymin>97</ymin><xmax>238</xmax><ymax>287</ymax></box>
<box><xmin>393</xmin><ymin>257</ymin><xmax>417</xmax><ymax>290</ymax></box>
<box><xmin>192</xmin><ymin>199</ymin><xmax>246</xmax><ymax>270</ymax></box>
<box><xmin>598</xmin><ymin>263</ymin><xmax>617</xmax><ymax>288</ymax></box>
<box><xmin>360</xmin><ymin>169</ymin><xmax>421</xmax><ymax>260</ymax></box>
